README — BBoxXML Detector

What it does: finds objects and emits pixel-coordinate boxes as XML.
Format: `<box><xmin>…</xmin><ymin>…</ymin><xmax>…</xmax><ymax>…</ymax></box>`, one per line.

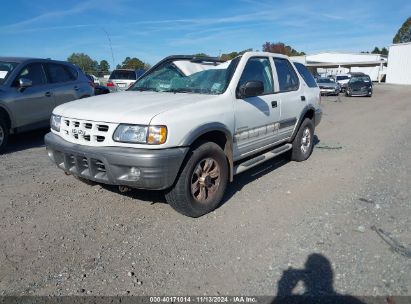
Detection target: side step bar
<box><xmin>233</xmin><ymin>143</ymin><xmax>292</xmax><ymax>175</ymax></box>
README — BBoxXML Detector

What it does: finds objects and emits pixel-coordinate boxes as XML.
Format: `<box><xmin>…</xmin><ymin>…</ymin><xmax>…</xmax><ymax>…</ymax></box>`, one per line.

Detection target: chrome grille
<box><xmin>59</xmin><ymin>117</ymin><xmax>116</xmax><ymax>146</ymax></box>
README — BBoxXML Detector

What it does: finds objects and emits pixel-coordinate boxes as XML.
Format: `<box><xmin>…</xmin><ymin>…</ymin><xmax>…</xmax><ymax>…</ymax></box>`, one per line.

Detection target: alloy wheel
<box><xmin>191</xmin><ymin>158</ymin><xmax>221</xmax><ymax>203</ymax></box>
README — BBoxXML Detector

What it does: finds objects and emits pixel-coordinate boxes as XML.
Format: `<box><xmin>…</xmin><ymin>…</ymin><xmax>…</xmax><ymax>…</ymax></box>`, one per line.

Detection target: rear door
<box><xmin>272</xmin><ymin>57</ymin><xmax>306</xmax><ymax>140</ymax></box>
<box><xmin>8</xmin><ymin>62</ymin><xmax>55</xmax><ymax>128</ymax></box>
<box><xmin>233</xmin><ymin>56</ymin><xmax>281</xmax><ymax>159</ymax></box>
<box><xmin>45</xmin><ymin>63</ymin><xmax>81</xmax><ymax>106</ymax></box>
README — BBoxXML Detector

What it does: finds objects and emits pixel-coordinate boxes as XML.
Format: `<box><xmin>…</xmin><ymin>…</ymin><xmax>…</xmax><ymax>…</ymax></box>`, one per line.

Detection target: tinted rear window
<box><xmin>109</xmin><ymin>70</ymin><xmax>136</xmax><ymax>80</ymax></box>
<box><xmin>274</xmin><ymin>58</ymin><xmax>299</xmax><ymax>92</ymax></box>
<box><xmin>294</xmin><ymin>62</ymin><xmax>317</xmax><ymax>88</ymax></box>
<box><xmin>47</xmin><ymin>64</ymin><xmax>76</xmax><ymax>83</ymax></box>
<box><xmin>336</xmin><ymin>76</ymin><xmax>349</xmax><ymax>81</ymax></box>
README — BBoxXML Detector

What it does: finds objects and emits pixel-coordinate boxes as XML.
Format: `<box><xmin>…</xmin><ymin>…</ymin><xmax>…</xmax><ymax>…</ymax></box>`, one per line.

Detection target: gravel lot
<box><xmin>0</xmin><ymin>84</ymin><xmax>410</xmax><ymax>300</ymax></box>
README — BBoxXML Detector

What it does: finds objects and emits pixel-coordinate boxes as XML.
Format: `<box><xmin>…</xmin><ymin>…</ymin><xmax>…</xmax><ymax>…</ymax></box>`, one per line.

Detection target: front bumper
<box><xmin>320</xmin><ymin>88</ymin><xmax>340</xmax><ymax>95</ymax></box>
<box><xmin>45</xmin><ymin>132</ymin><xmax>188</xmax><ymax>190</ymax></box>
<box><xmin>314</xmin><ymin>108</ymin><xmax>322</xmax><ymax>126</ymax></box>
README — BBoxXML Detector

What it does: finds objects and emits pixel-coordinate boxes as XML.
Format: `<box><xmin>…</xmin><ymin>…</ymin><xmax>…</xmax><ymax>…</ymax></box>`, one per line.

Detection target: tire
<box><xmin>290</xmin><ymin>118</ymin><xmax>314</xmax><ymax>162</ymax></box>
<box><xmin>0</xmin><ymin>115</ymin><xmax>10</xmax><ymax>153</ymax></box>
<box><xmin>165</xmin><ymin>142</ymin><xmax>228</xmax><ymax>217</ymax></box>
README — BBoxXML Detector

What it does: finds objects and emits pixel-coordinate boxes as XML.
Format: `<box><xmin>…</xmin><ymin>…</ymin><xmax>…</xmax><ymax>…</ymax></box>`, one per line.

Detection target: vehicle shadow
<box><xmin>2</xmin><ymin>128</ymin><xmax>48</xmax><ymax>155</ymax></box>
<box><xmin>219</xmin><ymin>135</ymin><xmax>320</xmax><ymax>206</ymax></box>
<box><xmin>272</xmin><ymin>253</ymin><xmax>365</xmax><ymax>304</ymax></box>
<box><xmin>102</xmin><ymin>135</ymin><xmax>320</xmax><ymax>207</ymax></box>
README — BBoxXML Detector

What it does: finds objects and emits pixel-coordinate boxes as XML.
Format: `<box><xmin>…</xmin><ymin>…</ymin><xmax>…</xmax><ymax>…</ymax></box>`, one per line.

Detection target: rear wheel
<box><xmin>0</xmin><ymin>116</ymin><xmax>10</xmax><ymax>153</ymax></box>
<box><xmin>290</xmin><ymin>118</ymin><xmax>314</xmax><ymax>162</ymax></box>
<box><xmin>165</xmin><ymin>142</ymin><xmax>228</xmax><ymax>217</ymax></box>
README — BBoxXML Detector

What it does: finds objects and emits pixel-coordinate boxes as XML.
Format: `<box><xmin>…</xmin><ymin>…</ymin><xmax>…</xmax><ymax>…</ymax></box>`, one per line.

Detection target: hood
<box><xmin>349</xmin><ymin>81</ymin><xmax>372</xmax><ymax>89</ymax></box>
<box><xmin>53</xmin><ymin>91</ymin><xmax>216</xmax><ymax>124</ymax></box>
<box><xmin>318</xmin><ymin>82</ymin><xmax>338</xmax><ymax>89</ymax></box>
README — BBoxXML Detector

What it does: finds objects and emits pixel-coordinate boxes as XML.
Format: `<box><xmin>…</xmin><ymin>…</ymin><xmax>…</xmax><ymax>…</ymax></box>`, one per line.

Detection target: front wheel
<box><xmin>290</xmin><ymin>118</ymin><xmax>314</xmax><ymax>162</ymax></box>
<box><xmin>165</xmin><ymin>142</ymin><xmax>228</xmax><ymax>217</ymax></box>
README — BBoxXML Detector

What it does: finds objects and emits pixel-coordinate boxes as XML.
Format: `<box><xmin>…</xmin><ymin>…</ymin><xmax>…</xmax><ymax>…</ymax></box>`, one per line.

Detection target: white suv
<box><xmin>45</xmin><ymin>52</ymin><xmax>322</xmax><ymax>217</ymax></box>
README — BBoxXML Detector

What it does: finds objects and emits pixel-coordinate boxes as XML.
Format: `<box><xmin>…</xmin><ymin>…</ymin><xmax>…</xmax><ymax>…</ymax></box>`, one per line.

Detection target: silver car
<box><xmin>316</xmin><ymin>77</ymin><xmax>341</xmax><ymax>96</ymax></box>
<box><xmin>0</xmin><ymin>57</ymin><xmax>94</xmax><ymax>152</ymax></box>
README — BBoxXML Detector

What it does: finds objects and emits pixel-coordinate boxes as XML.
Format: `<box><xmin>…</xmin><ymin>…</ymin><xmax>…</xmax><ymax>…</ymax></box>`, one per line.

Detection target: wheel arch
<box><xmin>290</xmin><ymin>105</ymin><xmax>316</xmax><ymax>142</ymax></box>
<box><xmin>181</xmin><ymin>123</ymin><xmax>234</xmax><ymax>182</ymax></box>
<box><xmin>0</xmin><ymin>105</ymin><xmax>13</xmax><ymax>131</ymax></box>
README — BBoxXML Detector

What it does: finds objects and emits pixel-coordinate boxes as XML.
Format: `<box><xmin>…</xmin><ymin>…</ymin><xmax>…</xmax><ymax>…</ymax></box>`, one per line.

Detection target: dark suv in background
<box><xmin>0</xmin><ymin>57</ymin><xmax>94</xmax><ymax>152</ymax></box>
<box><xmin>345</xmin><ymin>74</ymin><xmax>373</xmax><ymax>97</ymax></box>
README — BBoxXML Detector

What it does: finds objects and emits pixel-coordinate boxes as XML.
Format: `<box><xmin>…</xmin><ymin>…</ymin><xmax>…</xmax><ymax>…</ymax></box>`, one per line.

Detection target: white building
<box><xmin>292</xmin><ymin>52</ymin><xmax>387</xmax><ymax>82</ymax></box>
<box><xmin>386</xmin><ymin>42</ymin><xmax>411</xmax><ymax>85</ymax></box>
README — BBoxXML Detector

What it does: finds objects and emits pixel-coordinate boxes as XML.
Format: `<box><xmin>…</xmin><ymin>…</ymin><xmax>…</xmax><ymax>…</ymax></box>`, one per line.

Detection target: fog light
<box><xmin>130</xmin><ymin>167</ymin><xmax>140</xmax><ymax>176</ymax></box>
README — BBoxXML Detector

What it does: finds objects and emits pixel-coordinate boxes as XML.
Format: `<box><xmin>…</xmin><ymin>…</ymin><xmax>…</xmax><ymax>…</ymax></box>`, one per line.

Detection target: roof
<box><xmin>0</xmin><ymin>57</ymin><xmax>38</xmax><ymax>63</ymax></box>
<box><xmin>390</xmin><ymin>41</ymin><xmax>411</xmax><ymax>47</ymax></box>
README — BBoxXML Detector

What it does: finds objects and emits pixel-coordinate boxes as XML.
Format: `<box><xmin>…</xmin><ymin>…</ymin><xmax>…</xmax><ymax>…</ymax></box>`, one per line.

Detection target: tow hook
<box><xmin>118</xmin><ymin>185</ymin><xmax>131</xmax><ymax>193</ymax></box>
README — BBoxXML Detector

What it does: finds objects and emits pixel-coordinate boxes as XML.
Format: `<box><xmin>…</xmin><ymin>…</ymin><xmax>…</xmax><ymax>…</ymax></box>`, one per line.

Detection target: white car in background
<box><xmin>334</xmin><ymin>74</ymin><xmax>350</xmax><ymax>92</ymax></box>
<box><xmin>106</xmin><ymin>69</ymin><xmax>145</xmax><ymax>92</ymax></box>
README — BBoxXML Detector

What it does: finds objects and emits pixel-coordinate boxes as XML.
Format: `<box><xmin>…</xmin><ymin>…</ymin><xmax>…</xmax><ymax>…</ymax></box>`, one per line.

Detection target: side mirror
<box><xmin>18</xmin><ymin>78</ymin><xmax>33</xmax><ymax>90</ymax></box>
<box><xmin>238</xmin><ymin>81</ymin><xmax>264</xmax><ymax>98</ymax></box>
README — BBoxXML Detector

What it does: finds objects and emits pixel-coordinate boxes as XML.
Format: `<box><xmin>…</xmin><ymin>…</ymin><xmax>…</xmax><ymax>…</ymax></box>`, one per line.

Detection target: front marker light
<box><xmin>50</xmin><ymin>114</ymin><xmax>61</xmax><ymax>132</ymax></box>
<box><xmin>147</xmin><ymin>126</ymin><xmax>167</xmax><ymax>145</ymax></box>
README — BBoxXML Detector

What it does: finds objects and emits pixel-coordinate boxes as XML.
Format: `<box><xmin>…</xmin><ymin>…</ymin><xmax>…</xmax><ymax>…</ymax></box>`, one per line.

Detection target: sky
<box><xmin>1</xmin><ymin>0</ymin><xmax>410</xmax><ymax>68</ymax></box>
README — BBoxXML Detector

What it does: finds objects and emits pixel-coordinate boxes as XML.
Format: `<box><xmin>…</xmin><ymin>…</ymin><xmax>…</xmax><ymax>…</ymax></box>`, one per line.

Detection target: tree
<box><xmin>118</xmin><ymin>57</ymin><xmax>146</xmax><ymax>70</ymax></box>
<box><xmin>371</xmin><ymin>47</ymin><xmax>381</xmax><ymax>54</ymax></box>
<box><xmin>67</xmin><ymin>53</ymin><xmax>98</xmax><ymax>75</ymax></box>
<box><xmin>262</xmin><ymin>42</ymin><xmax>305</xmax><ymax>56</ymax></box>
<box><xmin>220</xmin><ymin>49</ymin><xmax>253</xmax><ymax>61</ymax></box>
<box><xmin>393</xmin><ymin>17</ymin><xmax>411</xmax><ymax>43</ymax></box>
<box><xmin>98</xmin><ymin>60</ymin><xmax>110</xmax><ymax>76</ymax></box>
<box><xmin>381</xmin><ymin>47</ymin><xmax>389</xmax><ymax>56</ymax></box>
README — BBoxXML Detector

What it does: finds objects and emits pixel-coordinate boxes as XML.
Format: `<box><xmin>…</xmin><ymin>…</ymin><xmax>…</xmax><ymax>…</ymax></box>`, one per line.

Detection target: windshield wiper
<box><xmin>133</xmin><ymin>87</ymin><xmax>158</xmax><ymax>92</ymax></box>
<box><xmin>163</xmin><ymin>88</ymin><xmax>193</xmax><ymax>93</ymax></box>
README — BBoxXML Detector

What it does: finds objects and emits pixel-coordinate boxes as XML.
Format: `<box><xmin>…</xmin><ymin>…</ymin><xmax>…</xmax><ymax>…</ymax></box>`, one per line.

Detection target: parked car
<box><xmin>333</xmin><ymin>74</ymin><xmax>350</xmax><ymax>92</ymax></box>
<box><xmin>89</xmin><ymin>74</ymin><xmax>100</xmax><ymax>85</ymax></box>
<box><xmin>345</xmin><ymin>74</ymin><xmax>373</xmax><ymax>97</ymax></box>
<box><xmin>316</xmin><ymin>77</ymin><xmax>340</xmax><ymax>95</ymax></box>
<box><xmin>85</xmin><ymin>74</ymin><xmax>110</xmax><ymax>95</ymax></box>
<box><xmin>0</xmin><ymin>57</ymin><xmax>94</xmax><ymax>152</ymax></box>
<box><xmin>45</xmin><ymin>52</ymin><xmax>322</xmax><ymax>217</ymax></box>
<box><xmin>106</xmin><ymin>69</ymin><xmax>145</xmax><ymax>92</ymax></box>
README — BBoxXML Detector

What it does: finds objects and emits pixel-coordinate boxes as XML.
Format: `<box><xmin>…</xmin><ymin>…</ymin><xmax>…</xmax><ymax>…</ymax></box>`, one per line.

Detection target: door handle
<box><xmin>74</xmin><ymin>86</ymin><xmax>79</xmax><ymax>91</ymax></box>
<box><xmin>45</xmin><ymin>92</ymin><xmax>52</xmax><ymax>97</ymax></box>
<box><xmin>301</xmin><ymin>96</ymin><xmax>306</xmax><ymax>101</ymax></box>
<box><xmin>271</xmin><ymin>101</ymin><xmax>277</xmax><ymax>108</ymax></box>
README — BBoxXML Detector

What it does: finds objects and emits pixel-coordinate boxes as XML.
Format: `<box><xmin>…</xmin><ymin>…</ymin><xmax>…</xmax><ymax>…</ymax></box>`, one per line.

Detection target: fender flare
<box><xmin>290</xmin><ymin>105</ymin><xmax>316</xmax><ymax>141</ymax></box>
<box><xmin>0</xmin><ymin>104</ymin><xmax>15</xmax><ymax>129</ymax></box>
<box><xmin>180</xmin><ymin>122</ymin><xmax>234</xmax><ymax>181</ymax></box>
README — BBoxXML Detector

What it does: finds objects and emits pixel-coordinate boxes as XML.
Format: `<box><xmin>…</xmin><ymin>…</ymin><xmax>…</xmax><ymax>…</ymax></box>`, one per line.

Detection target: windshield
<box><xmin>318</xmin><ymin>78</ymin><xmax>334</xmax><ymax>83</ymax></box>
<box><xmin>130</xmin><ymin>58</ymin><xmax>239</xmax><ymax>95</ymax></box>
<box><xmin>350</xmin><ymin>76</ymin><xmax>371</xmax><ymax>83</ymax></box>
<box><xmin>336</xmin><ymin>76</ymin><xmax>349</xmax><ymax>80</ymax></box>
<box><xmin>109</xmin><ymin>70</ymin><xmax>136</xmax><ymax>80</ymax></box>
<box><xmin>0</xmin><ymin>61</ymin><xmax>19</xmax><ymax>85</ymax></box>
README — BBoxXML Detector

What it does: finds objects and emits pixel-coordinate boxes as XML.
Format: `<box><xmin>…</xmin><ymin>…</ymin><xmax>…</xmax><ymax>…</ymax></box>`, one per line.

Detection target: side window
<box><xmin>65</xmin><ymin>65</ymin><xmax>78</xmax><ymax>80</ymax></box>
<box><xmin>273</xmin><ymin>58</ymin><xmax>299</xmax><ymax>92</ymax></box>
<box><xmin>47</xmin><ymin>64</ymin><xmax>74</xmax><ymax>83</ymax></box>
<box><xmin>293</xmin><ymin>62</ymin><xmax>317</xmax><ymax>88</ymax></box>
<box><xmin>14</xmin><ymin>63</ymin><xmax>47</xmax><ymax>86</ymax></box>
<box><xmin>238</xmin><ymin>57</ymin><xmax>274</xmax><ymax>95</ymax></box>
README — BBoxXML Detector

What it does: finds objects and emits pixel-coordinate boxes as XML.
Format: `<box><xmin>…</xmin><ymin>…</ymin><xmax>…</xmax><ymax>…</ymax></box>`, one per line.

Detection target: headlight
<box><xmin>50</xmin><ymin>114</ymin><xmax>61</xmax><ymax>132</ymax></box>
<box><xmin>113</xmin><ymin>124</ymin><xmax>167</xmax><ymax>144</ymax></box>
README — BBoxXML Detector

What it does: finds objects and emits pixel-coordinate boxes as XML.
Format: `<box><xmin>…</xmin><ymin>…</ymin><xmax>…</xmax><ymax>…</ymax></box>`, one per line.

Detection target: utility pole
<box><xmin>102</xmin><ymin>28</ymin><xmax>115</xmax><ymax>70</ymax></box>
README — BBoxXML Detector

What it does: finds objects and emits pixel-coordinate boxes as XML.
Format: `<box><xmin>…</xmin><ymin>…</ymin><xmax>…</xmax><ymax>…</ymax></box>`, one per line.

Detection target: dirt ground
<box><xmin>0</xmin><ymin>84</ymin><xmax>410</xmax><ymax>300</ymax></box>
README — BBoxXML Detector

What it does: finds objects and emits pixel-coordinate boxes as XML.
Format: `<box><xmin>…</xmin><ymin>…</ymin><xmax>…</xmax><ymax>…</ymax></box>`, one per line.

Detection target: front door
<box><xmin>9</xmin><ymin>62</ymin><xmax>55</xmax><ymax>128</ymax></box>
<box><xmin>233</xmin><ymin>57</ymin><xmax>281</xmax><ymax>160</ymax></box>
